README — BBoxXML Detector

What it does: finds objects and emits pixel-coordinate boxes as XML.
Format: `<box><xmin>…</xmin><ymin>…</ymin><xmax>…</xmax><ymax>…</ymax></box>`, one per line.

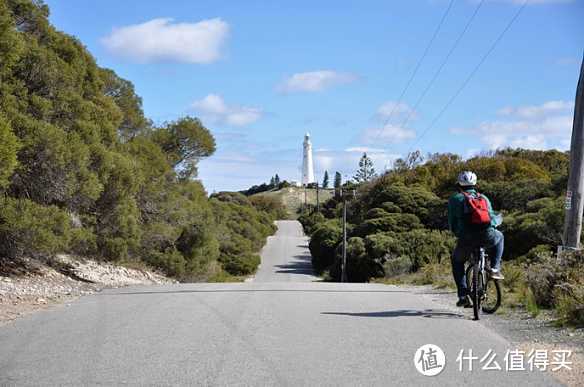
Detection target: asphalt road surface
<box><xmin>0</xmin><ymin>221</ymin><xmax>559</xmax><ymax>386</ymax></box>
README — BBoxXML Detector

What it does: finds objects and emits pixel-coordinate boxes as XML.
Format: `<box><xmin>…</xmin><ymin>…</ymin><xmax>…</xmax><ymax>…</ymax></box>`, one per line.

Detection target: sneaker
<box><xmin>456</xmin><ymin>296</ymin><xmax>471</xmax><ymax>307</ymax></box>
<box><xmin>490</xmin><ymin>269</ymin><xmax>504</xmax><ymax>280</ymax></box>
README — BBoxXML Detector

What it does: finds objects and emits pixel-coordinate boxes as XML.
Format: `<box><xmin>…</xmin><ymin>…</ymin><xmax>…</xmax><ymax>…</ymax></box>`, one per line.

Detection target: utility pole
<box><xmin>316</xmin><ymin>182</ymin><xmax>320</xmax><ymax>213</ymax></box>
<box><xmin>340</xmin><ymin>185</ymin><xmax>356</xmax><ymax>283</ymax></box>
<box><xmin>341</xmin><ymin>186</ymin><xmax>347</xmax><ymax>282</ymax></box>
<box><xmin>303</xmin><ymin>185</ymin><xmax>307</xmax><ymax>214</ymax></box>
<box><xmin>562</xmin><ymin>56</ymin><xmax>584</xmax><ymax>250</ymax></box>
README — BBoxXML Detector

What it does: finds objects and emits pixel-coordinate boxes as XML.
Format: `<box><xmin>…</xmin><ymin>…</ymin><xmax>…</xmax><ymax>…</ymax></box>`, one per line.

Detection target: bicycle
<box><xmin>465</xmin><ymin>247</ymin><xmax>501</xmax><ymax>320</ymax></box>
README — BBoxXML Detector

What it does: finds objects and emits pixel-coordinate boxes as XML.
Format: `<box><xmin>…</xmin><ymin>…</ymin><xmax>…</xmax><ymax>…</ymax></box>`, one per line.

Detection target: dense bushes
<box><xmin>308</xmin><ymin>220</ymin><xmax>342</xmax><ymax>274</ymax></box>
<box><xmin>0</xmin><ymin>197</ymin><xmax>71</xmax><ymax>258</ymax></box>
<box><xmin>300</xmin><ymin>147</ymin><xmax>581</xmax><ymax>324</ymax></box>
<box><xmin>0</xmin><ymin>0</ymin><xmax>279</xmax><ymax>281</ymax></box>
<box><xmin>525</xmin><ymin>251</ymin><xmax>584</xmax><ymax>326</ymax></box>
<box><xmin>212</xmin><ymin>195</ymin><xmax>278</xmax><ymax>276</ymax></box>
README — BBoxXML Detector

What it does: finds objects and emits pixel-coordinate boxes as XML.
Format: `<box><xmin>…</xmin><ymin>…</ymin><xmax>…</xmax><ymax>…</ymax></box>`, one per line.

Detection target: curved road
<box><xmin>0</xmin><ymin>221</ymin><xmax>558</xmax><ymax>386</ymax></box>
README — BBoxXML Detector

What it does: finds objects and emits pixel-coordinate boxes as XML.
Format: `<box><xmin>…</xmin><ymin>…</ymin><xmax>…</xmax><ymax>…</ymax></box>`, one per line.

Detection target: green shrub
<box><xmin>526</xmin><ymin>258</ymin><xmax>557</xmax><ymax>308</ymax></box>
<box><xmin>502</xmin><ymin>263</ymin><xmax>525</xmax><ymax>293</ymax></box>
<box><xmin>355</xmin><ymin>213</ymin><xmax>422</xmax><ymax>236</ymax></box>
<box><xmin>383</xmin><ymin>255</ymin><xmax>413</xmax><ymax>277</ymax></box>
<box><xmin>365</xmin><ymin>208</ymin><xmax>389</xmax><ymax>219</ymax></box>
<box><xmin>0</xmin><ymin>114</ymin><xmax>20</xmax><ymax>190</ymax></box>
<box><xmin>144</xmin><ymin>249</ymin><xmax>186</xmax><ymax>278</ymax></box>
<box><xmin>396</xmin><ymin>229</ymin><xmax>455</xmax><ymax>270</ymax></box>
<box><xmin>298</xmin><ymin>212</ymin><xmax>326</xmax><ymax>236</ymax></box>
<box><xmin>524</xmin><ymin>287</ymin><xmax>540</xmax><ymax>317</ymax></box>
<box><xmin>68</xmin><ymin>227</ymin><xmax>97</xmax><ymax>255</ymax></box>
<box><xmin>381</xmin><ymin>202</ymin><xmax>401</xmax><ymax>213</ymax></box>
<box><xmin>0</xmin><ymin>197</ymin><xmax>71</xmax><ymax>258</ymax></box>
<box><xmin>220</xmin><ymin>254</ymin><xmax>260</xmax><ymax>276</ymax></box>
<box><xmin>249</xmin><ymin>195</ymin><xmax>287</xmax><ymax>220</ymax></box>
<box><xmin>309</xmin><ymin>220</ymin><xmax>342</xmax><ymax>274</ymax></box>
<box><xmin>343</xmin><ymin>237</ymin><xmax>384</xmax><ymax>282</ymax></box>
<box><xmin>555</xmin><ymin>292</ymin><xmax>584</xmax><ymax>327</ymax></box>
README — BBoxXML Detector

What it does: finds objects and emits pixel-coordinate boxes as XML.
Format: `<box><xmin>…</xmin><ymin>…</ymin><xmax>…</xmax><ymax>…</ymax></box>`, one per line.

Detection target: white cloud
<box><xmin>555</xmin><ymin>57</ymin><xmax>580</xmax><ymax>66</ymax></box>
<box><xmin>377</xmin><ymin>101</ymin><xmax>417</xmax><ymax>121</ymax></box>
<box><xmin>451</xmin><ymin>99</ymin><xmax>574</xmax><ymax>150</ymax></box>
<box><xmin>192</xmin><ymin>94</ymin><xmax>262</xmax><ymax>126</ymax></box>
<box><xmin>510</xmin><ymin>135</ymin><xmax>547</xmax><ymax>149</ymax></box>
<box><xmin>497</xmin><ymin>100</ymin><xmax>572</xmax><ymax>119</ymax></box>
<box><xmin>344</xmin><ymin>147</ymin><xmax>385</xmax><ymax>153</ymax></box>
<box><xmin>278</xmin><ymin>70</ymin><xmax>358</xmax><ymax>93</ymax></box>
<box><xmin>362</xmin><ymin>124</ymin><xmax>416</xmax><ymax>144</ymax></box>
<box><xmin>102</xmin><ymin>18</ymin><xmax>229</xmax><ymax>63</ymax></box>
<box><xmin>358</xmin><ymin>101</ymin><xmax>417</xmax><ymax>145</ymax></box>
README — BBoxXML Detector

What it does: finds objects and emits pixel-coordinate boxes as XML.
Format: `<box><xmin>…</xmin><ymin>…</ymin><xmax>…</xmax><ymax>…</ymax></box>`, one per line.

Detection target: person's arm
<box><xmin>484</xmin><ymin>194</ymin><xmax>498</xmax><ymax>227</ymax></box>
<box><xmin>448</xmin><ymin>196</ymin><xmax>458</xmax><ymax>236</ymax></box>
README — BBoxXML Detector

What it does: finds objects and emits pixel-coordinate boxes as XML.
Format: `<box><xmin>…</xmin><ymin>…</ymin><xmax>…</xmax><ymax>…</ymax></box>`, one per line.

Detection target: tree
<box><xmin>0</xmin><ymin>0</ymin><xmax>282</xmax><ymax>282</ymax></box>
<box><xmin>0</xmin><ymin>115</ymin><xmax>20</xmax><ymax>190</ymax></box>
<box><xmin>334</xmin><ymin>171</ymin><xmax>342</xmax><ymax>196</ymax></box>
<box><xmin>354</xmin><ymin>153</ymin><xmax>376</xmax><ymax>183</ymax></box>
<box><xmin>270</xmin><ymin>176</ymin><xmax>276</xmax><ymax>186</ymax></box>
<box><xmin>99</xmin><ymin>68</ymin><xmax>150</xmax><ymax>140</ymax></box>
<box><xmin>322</xmin><ymin>170</ymin><xmax>329</xmax><ymax>188</ymax></box>
<box><xmin>393</xmin><ymin>150</ymin><xmax>423</xmax><ymax>172</ymax></box>
<box><xmin>274</xmin><ymin>174</ymin><xmax>281</xmax><ymax>185</ymax></box>
<box><xmin>151</xmin><ymin>116</ymin><xmax>216</xmax><ymax>180</ymax></box>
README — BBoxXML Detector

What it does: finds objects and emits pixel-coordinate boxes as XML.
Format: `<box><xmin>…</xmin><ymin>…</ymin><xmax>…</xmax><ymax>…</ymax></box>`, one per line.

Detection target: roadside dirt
<box><xmin>412</xmin><ymin>285</ymin><xmax>583</xmax><ymax>387</ymax></box>
<box><xmin>0</xmin><ymin>254</ymin><xmax>174</xmax><ymax>326</ymax></box>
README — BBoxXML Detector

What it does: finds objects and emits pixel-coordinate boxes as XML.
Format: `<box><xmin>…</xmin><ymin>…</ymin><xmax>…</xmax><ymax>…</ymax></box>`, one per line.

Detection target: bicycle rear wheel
<box><xmin>471</xmin><ymin>263</ymin><xmax>481</xmax><ymax>320</ymax></box>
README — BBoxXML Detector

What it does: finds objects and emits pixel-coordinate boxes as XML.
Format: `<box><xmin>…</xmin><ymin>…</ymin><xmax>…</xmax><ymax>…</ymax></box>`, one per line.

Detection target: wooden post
<box><xmin>562</xmin><ymin>56</ymin><xmax>584</xmax><ymax>250</ymax></box>
<box><xmin>316</xmin><ymin>183</ymin><xmax>320</xmax><ymax>213</ymax></box>
<box><xmin>341</xmin><ymin>190</ymin><xmax>347</xmax><ymax>283</ymax></box>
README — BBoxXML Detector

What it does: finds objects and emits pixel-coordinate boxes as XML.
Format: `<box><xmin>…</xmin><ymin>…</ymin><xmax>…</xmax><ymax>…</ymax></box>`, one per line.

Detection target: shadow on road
<box><xmin>275</xmin><ymin>254</ymin><xmax>314</xmax><ymax>275</ymax></box>
<box><xmin>322</xmin><ymin>309</ymin><xmax>463</xmax><ymax>319</ymax></box>
<box><xmin>103</xmin><ymin>289</ymin><xmax>412</xmax><ymax>296</ymax></box>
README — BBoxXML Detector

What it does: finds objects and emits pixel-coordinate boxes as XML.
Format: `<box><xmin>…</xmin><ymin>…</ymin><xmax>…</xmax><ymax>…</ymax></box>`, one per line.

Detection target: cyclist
<box><xmin>448</xmin><ymin>171</ymin><xmax>504</xmax><ymax>307</ymax></box>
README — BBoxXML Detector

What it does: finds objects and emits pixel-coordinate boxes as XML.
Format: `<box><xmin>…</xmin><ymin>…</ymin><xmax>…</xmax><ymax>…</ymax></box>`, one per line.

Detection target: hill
<box><xmin>253</xmin><ymin>187</ymin><xmax>334</xmax><ymax>219</ymax></box>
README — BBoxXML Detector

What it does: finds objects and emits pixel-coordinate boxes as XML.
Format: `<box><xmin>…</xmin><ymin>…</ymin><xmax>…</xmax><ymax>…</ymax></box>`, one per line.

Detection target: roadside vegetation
<box><xmin>0</xmin><ymin>0</ymin><xmax>286</xmax><ymax>282</ymax></box>
<box><xmin>299</xmin><ymin>150</ymin><xmax>584</xmax><ymax>326</ymax></box>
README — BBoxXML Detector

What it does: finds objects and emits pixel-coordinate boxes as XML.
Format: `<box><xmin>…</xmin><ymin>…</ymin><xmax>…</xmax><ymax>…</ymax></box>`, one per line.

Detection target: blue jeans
<box><xmin>451</xmin><ymin>229</ymin><xmax>504</xmax><ymax>299</ymax></box>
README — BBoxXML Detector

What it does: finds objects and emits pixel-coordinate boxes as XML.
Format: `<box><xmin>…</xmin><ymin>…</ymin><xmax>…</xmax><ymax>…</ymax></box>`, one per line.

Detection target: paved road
<box><xmin>253</xmin><ymin>220</ymin><xmax>318</xmax><ymax>283</ymax></box>
<box><xmin>0</xmin><ymin>221</ymin><xmax>559</xmax><ymax>386</ymax></box>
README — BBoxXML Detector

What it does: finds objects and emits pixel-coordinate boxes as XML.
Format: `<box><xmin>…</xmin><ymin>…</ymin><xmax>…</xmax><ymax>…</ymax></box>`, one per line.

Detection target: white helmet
<box><xmin>457</xmin><ymin>171</ymin><xmax>477</xmax><ymax>187</ymax></box>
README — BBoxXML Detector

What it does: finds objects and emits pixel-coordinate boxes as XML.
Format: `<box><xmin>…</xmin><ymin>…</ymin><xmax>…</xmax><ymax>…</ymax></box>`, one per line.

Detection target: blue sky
<box><xmin>45</xmin><ymin>0</ymin><xmax>583</xmax><ymax>192</ymax></box>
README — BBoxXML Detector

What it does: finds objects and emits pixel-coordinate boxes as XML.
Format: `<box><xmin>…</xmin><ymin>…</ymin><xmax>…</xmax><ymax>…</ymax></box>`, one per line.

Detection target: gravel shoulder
<box><xmin>407</xmin><ymin>284</ymin><xmax>583</xmax><ymax>387</ymax></box>
<box><xmin>0</xmin><ymin>254</ymin><xmax>174</xmax><ymax>326</ymax></box>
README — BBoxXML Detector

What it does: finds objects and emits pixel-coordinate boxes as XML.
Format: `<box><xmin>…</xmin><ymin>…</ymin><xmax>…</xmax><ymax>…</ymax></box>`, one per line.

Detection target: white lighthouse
<box><xmin>302</xmin><ymin>133</ymin><xmax>315</xmax><ymax>186</ymax></box>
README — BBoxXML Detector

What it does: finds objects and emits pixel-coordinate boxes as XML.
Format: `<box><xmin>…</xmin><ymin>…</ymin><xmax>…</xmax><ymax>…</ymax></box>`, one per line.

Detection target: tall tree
<box><xmin>151</xmin><ymin>116</ymin><xmax>216</xmax><ymax>180</ymax></box>
<box><xmin>270</xmin><ymin>176</ymin><xmax>276</xmax><ymax>186</ymax></box>
<box><xmin>334</xmin><ymin>171</ymin><xmax>342</xmax><ymax>197</ymax></box>
<box><xmin>354</xmin><ymin>153</ymin><xmax>376</xmax><ymax>183</ymax></box>
<box><xmin>0</xmin><ymin>115</ymin><xmax>20</xmax><ymax>190</ymax></box>
<box><xmin>322</xmin><ymin>170</ymin><xmax>329</xmax><ymax>188</ymax></box>
<box><xmin>274</xmin><ymin>174</ymin><xmax>281</xmax><ymax>185</ymax></box>
<box><xmin>99</xmin><ymin>68</ymin><xmax>150</xmax><ymax>140</ymax></box>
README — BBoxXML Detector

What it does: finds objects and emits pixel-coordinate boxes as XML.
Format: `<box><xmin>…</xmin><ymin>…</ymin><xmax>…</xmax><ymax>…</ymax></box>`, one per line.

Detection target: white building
<box><xmin>301</xmin><ymin>133</ymin><xmax>315</xmax><ymax>186</ymax></box>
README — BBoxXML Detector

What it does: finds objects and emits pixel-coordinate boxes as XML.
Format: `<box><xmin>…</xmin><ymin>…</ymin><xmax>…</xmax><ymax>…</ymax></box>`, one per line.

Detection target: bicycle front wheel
<box><xmin>481</xmin><ymin>276</ymin><xmax>501</xmax><ymax>314</ymax></box>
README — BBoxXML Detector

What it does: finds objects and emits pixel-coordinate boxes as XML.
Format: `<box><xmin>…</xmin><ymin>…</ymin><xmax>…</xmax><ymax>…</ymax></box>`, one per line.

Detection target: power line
<box><xmin>372</xmin><ymin>0</ymin><xmax>455</xmax><ymax>144</ymax></box>
<box><xmin>407</xmin><ymin>0</ymin><xmax>528</xmax><ymax>154</ymax></box>
<box><xmin>398</xmin><ymin>0</ymin><xmax>485</xmax><ymax>132</ymax></box>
